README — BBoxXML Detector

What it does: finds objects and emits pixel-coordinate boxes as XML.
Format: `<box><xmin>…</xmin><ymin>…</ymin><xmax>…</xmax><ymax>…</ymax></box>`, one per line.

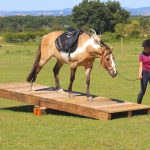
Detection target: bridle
<box><xmin>99</xmin><ymin>46</ymin><xmax>115</xmax><ymax>72</ymax></box>
<box><xmin>94</xmin><ymin>39</ymin><xmax>117</xmax><ymax>74</ymax></box>
<box><xmin>107</xmin><ymin>66</ymin><xmax>116</xmax><ymax>73</ymax></box>
<box><xmin>98</xmin><ymin>41</ymin><xmax>138</xmax><ymax>81</ymax></box>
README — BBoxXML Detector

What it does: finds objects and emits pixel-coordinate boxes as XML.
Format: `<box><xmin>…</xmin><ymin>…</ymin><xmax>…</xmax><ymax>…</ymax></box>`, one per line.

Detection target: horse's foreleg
<box><xmin>30</xmin><ymin>82</ymin><xmax>35</xmax><ymax>92</ymax></box>
<box><xmin>85</xmin><ymin>67</ymin><xmax>93</xmax><ymax>101</ymax></box>
<box><xmin>53</xmin><ymin>61</ymin><xmax>63</xmax><ymax>91</ymax></box>
<box><xmin>68</xmin><ymin>67</ymin><xmax>77</xmax><ymax>96</ymax></box>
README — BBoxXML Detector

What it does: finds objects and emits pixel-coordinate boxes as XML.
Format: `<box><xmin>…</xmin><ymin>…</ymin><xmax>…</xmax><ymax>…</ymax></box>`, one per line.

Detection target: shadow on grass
<box><xmin>0</xmin><ymin>105</ymin><xmax>91</xmax><ymax>119</ymax></box>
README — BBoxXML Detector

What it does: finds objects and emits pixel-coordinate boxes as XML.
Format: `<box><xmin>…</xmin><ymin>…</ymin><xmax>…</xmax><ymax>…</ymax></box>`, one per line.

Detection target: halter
<box><xmin>99</xmin><ymin>48</ymin><xmax>117</xmax><ymax>78</ymax></box>
<box><xmin>107</xmin><ymin>66</ymin><xmax>116</xmax><ymax>73</ymax></box>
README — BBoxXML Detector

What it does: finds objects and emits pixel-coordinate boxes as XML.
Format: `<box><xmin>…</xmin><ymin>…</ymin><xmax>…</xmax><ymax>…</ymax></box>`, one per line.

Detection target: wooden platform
<box><xmin>0</xmin><ymin>82</ymin><xmax>150</xmax><ymax>121</ymax></box>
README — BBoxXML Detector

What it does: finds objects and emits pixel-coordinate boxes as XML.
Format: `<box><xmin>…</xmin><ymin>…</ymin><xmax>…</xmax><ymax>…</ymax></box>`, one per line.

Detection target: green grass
<box><xmin>0</xmin><ymin>40</ymin><xmax>150</xmax><ymax>150</ymax></box>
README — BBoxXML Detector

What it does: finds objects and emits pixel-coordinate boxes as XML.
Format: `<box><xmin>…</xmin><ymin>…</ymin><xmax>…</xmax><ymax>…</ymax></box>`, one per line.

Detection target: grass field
<box><xmin>0</xmin><ymin>39</ymin><xmax>150</xmax><ymax>150</ymax></box>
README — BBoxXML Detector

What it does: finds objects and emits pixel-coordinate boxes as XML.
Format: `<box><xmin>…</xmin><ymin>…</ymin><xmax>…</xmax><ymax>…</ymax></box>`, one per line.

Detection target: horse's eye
<box><xmin>112</xmin><ymin>55</ymin><xmax>115</xmax><ymax>60</ymax></box>
<box><xmin>106</xmin><ymin>55</ymin><xmax>110</xmax><ymax>60</ymax></box>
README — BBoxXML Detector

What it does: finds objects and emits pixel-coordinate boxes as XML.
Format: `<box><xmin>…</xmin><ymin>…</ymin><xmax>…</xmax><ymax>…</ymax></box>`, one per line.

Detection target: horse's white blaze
<box><xmin>110</xmin><ymin>54</ymin><xmax>117</xmax><ymax>74</ymax></box>
<box><xmin>60</xmin><ymin>37</ymin><xmax>100</xmax><ymax>62</ymax></box>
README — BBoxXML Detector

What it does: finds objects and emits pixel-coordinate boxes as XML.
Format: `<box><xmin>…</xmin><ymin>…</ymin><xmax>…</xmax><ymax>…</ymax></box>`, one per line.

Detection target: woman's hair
<box><xmin>142</xmin><ymin>39</ymin><xmax>150</xmax><ymax>47</ymax></box>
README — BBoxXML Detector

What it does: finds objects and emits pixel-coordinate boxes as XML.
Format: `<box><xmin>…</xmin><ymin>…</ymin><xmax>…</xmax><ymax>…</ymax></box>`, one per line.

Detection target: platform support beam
<box><xmin>33</xmin><ymin>106</ymin><xmax>47</xmax><ymax>116</ymax></box>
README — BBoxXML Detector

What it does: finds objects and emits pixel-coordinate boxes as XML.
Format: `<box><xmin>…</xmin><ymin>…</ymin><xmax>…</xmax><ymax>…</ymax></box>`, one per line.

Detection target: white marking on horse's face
<box><xmin>60</xmin><ymin>37</ymin><xmax>100</xmax><ymax>62</ymax></box>
<box><xmin>110</xmin><ymin>55</ymin><xmax>115</xmax><ymax>67</ymax></box>
<box><xmin>110</xmin><ymin>54</ymin><xmax>117</xmax><ymax>74</ymax></box>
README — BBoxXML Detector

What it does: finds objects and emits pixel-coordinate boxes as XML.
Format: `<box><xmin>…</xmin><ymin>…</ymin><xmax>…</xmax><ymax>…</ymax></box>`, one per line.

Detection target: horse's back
<box><xmin>41</xmin><ymin>31</ymin><xmax>63</xmax><ymax>51</ymax></box>
<box><xmin>77</xmin><ymin>33</ymin><xmax>90</xmax><ymax>47</ymax></box>
<box><xmin>42</xmin><ymin>31</ymin><xmax>63</xmax><ymax>43</ymax></box>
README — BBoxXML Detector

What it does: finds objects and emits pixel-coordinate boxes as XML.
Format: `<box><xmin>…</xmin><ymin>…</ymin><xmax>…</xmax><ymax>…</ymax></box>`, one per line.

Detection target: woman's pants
<box><xmin>137</xmin><ymin>70</ymin><xmax>150</xmax><ymax>104</ymax></box>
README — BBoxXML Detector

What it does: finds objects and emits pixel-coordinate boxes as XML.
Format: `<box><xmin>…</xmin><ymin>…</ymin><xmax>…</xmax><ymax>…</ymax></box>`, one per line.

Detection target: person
<box><xmin>137</xmin><ymin>39</ymin><xmax>150</xmax><ymax>104</ymax></box>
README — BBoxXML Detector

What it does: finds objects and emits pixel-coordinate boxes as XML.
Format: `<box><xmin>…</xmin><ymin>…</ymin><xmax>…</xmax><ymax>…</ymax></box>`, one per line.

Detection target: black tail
<box><xmin>26</xmin><ymin>45</ymin><xmax>41</xmax><ymax>83</ymax></box>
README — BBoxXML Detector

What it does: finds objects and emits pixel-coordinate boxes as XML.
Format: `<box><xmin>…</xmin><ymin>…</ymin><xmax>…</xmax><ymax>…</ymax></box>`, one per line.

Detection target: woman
<box><xmin>137</xmin><ymin>39</ymin><xmax>150</xmax><ymax>104</ymax></box>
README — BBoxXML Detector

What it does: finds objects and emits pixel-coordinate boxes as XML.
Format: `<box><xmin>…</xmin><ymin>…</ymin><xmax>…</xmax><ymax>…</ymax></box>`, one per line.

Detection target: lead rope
<box><xmin>99</xmin><ymin>48</ymin><xmax>139</xmax><ymax>82</ymax></box>
<box><xmin>117</xmin><ymin>71</ymin><xmax>139</xmax><ymax>81</ymax></box>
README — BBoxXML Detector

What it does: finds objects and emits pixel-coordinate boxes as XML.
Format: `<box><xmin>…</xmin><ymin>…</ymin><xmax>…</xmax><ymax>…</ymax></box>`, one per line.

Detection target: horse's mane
<box><xmin>89</xmin><ymin>29</ymin><xmax>100</xmax><ymax>41</ymax></box>
<box><xmin>86</xmin><ymin>29</ymin><xmax>112</xmax><ymax>55</ymax></box>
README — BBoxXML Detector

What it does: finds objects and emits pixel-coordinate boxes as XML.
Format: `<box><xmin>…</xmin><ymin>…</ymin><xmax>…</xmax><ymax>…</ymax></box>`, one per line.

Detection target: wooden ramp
<box><xmin>0</xmin><ymin>82</ymin><xmax>150</xmax><ymax>121</ymax></box>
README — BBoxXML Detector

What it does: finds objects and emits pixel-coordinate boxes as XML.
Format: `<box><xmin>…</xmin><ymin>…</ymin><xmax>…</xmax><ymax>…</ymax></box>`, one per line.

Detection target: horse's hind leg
<box><xmin>27</xmin><ymin>44</ymin><xmax>53</xmax><ymax>91</ymax></box>
<box><xmin>30</xmin><ymin>58</ymin><xmax>51</xmax><ymax>91</ymax></box>
<box><xmin>53</xmin><ymin>61</ymin><xmax>63</xmax><ymax>92</ymax></box>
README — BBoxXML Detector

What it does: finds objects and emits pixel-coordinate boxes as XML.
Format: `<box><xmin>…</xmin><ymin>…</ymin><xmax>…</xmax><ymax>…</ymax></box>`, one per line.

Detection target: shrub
<box><xmin>2</xmin><ymin>31</ymin><xmax>49</xmax><ymax>43</ymax></box>
<box><xmin>101</xmin><ymin>32</ymin><xmax>117</xmax><ymax>42</ymax></box>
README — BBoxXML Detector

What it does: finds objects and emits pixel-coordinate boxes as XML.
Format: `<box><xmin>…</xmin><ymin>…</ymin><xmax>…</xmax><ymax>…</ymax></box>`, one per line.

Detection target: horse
<box><xmin>26</xmin><ymin>30</ymin><xmax>117</xmax><ymax>101</ymax></box>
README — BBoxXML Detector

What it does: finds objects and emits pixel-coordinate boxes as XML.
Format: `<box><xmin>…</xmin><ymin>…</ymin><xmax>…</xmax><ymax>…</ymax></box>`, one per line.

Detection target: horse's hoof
<box><xmin>29</xmin><ymin>89</ymin><xmax>35</xmax><ymax>92</ymax></box>
<box><xmin>87</xmin><ymin>96</ymin><xmax>93</xmax><ymax>102</ymax></box>
<box><xmin>56</xmin><ymin>88</ymin><xmax>64</xmax><ymax>93</ymax></box>
<box><xmin>68</xmin><ymin>93</ymin><xmax>75</xmax><ymax>98</ymax></box>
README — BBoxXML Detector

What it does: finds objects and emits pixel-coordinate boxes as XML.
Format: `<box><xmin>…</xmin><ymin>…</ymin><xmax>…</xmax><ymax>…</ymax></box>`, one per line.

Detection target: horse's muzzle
<box><xmin>108</xmin><ymin>68</ymin><xmax>118</xmax><ymax>78</ymax></box>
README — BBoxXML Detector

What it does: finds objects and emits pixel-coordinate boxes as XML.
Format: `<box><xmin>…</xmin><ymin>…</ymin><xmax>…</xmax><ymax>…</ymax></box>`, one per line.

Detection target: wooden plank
<box><xmin>100</xmin><ymin>103</ymin><xmax>150</xmax><ymax>113</ymax></box>
<box><xmin>0</xmin><ymin>82</ymin><xmax>150</xmax><ymax>121</ymax></box>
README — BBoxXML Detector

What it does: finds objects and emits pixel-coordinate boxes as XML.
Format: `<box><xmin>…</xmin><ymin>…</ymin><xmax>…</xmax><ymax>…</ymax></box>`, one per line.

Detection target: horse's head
<box><xmin>89</xmin><ymin>29</ymin><xmax>117</xmax><ymax>77</ymax></box>
<box><xmin>98</xmin><ymin>41</ymin><xmax>117</xmax><ymax>77</ymax></box>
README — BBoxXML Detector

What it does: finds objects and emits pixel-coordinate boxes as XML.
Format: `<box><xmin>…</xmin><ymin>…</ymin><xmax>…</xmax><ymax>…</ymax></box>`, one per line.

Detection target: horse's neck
<box><xmin>86</xmin><ymin>45</ymin><xmax>101</xmax><ymax>59</ymax></box>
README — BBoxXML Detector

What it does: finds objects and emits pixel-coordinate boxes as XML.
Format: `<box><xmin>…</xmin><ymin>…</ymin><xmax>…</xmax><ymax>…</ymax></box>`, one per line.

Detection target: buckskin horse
<box><xmin>26</xmin><ymin>29</ymin><xmax>117</xmax><ymax>101</ymax></box>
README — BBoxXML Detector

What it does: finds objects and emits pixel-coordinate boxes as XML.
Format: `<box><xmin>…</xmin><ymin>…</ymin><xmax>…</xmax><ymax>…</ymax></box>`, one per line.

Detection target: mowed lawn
<box><xmin>0</xmin><ymin>39</ymin><xmax>150</xmax><ymax>150</ymax></box>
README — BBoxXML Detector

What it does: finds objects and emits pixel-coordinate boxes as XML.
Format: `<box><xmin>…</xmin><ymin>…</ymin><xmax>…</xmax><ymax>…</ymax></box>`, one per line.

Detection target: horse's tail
<box><xmin>26</xmin><ymin>44</ymin><xmax>41</xmax><ymax>83</ymax></box>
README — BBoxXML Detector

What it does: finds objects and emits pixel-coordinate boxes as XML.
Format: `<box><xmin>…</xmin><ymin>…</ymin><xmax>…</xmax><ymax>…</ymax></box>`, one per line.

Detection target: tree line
<box><xmin>0</xmin><ymin>15</ymin><xmax>74</xmax><ymax>32</ymax></box>
<box><xmin>0</xmin><ymin>0</ymin><xmax>150</xmax><ymax>43</ymax></box>
<box><xmin>0</xmin><ymin>15</ymin><xmax>74</xmax><ymax>42</ymax></box>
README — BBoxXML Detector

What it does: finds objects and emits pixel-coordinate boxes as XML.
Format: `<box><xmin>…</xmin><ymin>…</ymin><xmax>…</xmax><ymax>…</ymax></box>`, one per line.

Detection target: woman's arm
<box><xmin>138</xmin><ymin>62</ymin><xmax>143</xmax><ymax>80</ymax></box>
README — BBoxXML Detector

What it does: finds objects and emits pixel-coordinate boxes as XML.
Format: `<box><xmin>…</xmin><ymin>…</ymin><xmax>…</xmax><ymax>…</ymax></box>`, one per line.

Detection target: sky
<box><xmin>0</xmin><ymin>0</ymin><xmax>150</xmax><ymax>11</ymax></box>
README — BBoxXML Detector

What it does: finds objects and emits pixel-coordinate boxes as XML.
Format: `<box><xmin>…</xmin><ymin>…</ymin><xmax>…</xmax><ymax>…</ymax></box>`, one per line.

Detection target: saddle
<box><xmin>55</xmin><ymin>27</ymin><xmax>83</xmax><ymax>57</ymax></box>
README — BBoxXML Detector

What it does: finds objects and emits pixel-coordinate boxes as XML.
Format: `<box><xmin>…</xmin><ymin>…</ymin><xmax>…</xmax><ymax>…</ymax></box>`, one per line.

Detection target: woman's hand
<box><xmin>138</xmin><ymin>74</ymin><xmax>142</xmax><ymax>80</ymax></box>
<box><xmin>138</xmin><ymin>62</ymin><xmax>143</xmax><ymax>80</ymax></box>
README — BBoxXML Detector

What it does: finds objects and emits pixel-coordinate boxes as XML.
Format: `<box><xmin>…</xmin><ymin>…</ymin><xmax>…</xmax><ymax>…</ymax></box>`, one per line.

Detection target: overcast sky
<box><xmin>0</xmin><ymin>0</ymin><xmax>150</xmax><ymax>11</ymax></box>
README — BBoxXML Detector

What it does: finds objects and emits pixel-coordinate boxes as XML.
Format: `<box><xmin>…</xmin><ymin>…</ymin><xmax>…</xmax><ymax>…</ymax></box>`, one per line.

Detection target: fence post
<box><xmin>121</xmin><ymin>37</ymin><xmax>124</xmax><ymax>52</ymax></box>
<box><xmin>121</xmin><ymin>37</ymin><xmax>124</xmax><ymax>53</ymax></box>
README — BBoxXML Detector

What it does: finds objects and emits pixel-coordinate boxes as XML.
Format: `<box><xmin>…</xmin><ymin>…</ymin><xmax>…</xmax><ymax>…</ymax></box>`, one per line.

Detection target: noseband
<box><xmin>107</xmin><ymin>66</ymin><xmax>116</xmax><ymax>73</ymax></box>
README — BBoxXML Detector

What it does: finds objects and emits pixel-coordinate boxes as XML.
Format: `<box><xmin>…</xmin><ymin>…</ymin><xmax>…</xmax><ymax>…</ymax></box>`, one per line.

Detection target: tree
<box><xmin>115</xmin><ymin>23</ymin><xmax>125</xmax><ymax>37</ymax></box>
<box><xmin>115</xmin><ymin>21</ymin><xmax>140</xmax><ymax>38</ymax></box>
<box><xmin>72</xmin><ymin>0</ymin><xmax>130</xmax><ymax>34</ymax></box>
<box><xmin>139</xmin><ymin>17</ymin><xmax>150</xmax><ymax>36</ymax></box>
